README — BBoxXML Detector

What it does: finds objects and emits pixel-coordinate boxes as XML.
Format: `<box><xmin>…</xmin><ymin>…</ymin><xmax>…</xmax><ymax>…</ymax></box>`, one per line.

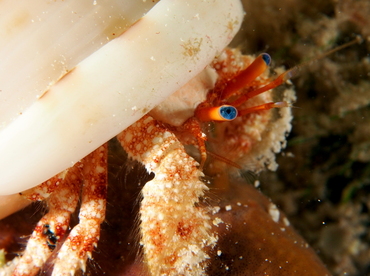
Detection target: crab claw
<box><xmin>0</xmin><ymin>0</ymin><xmax>244</xmax><ymax>196</ymax></box>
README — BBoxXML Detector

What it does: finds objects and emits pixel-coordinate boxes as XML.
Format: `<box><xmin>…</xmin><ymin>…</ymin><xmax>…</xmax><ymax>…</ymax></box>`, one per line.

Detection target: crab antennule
<box><xmin>221</xmin><ymin>53</ymin><xmax>271</xmax><ymax>100</ymax></box>
<box><xmin>238</xmin><ymin>101</ymin><xmax>290</xmax><ymax>117</ymax></box>
<box><xmin>230</xmin><ymin>71</ymin><xmax>287</xmax><ymax>107</ymax></box>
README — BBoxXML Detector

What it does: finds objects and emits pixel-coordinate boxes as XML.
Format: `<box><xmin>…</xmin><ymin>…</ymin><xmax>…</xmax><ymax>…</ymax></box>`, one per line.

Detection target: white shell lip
<box><xmin>0</xmin><ymin>0</ymin><xmax>244</xmax><ymax>195</ymax></box>
<box><xmin>0</xmin><ymin>0</ymin><xmax>157</xmax><ymax>130</ymax></box>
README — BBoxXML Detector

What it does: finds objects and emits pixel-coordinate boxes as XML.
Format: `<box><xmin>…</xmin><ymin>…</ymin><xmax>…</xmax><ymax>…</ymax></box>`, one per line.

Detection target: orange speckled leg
<box><xmin>13</xmin><ymin>164</ymin><xmax>83</xmax><ymax>276</ymax></box>
<box><xmin>52</xmin><ymin>144</ymin><xmax>108</xmax><ymax>276</ymax></box>
<box><xmin>117</xmin><ymin>115</ymin><xmax>216</xmax><ymax>276</ymax></box>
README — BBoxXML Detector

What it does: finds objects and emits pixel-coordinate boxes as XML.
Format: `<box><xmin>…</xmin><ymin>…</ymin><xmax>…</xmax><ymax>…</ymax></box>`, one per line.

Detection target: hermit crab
<box><xmin>0</xmin><ymin>0</ymin><xmax>328</xmax><ymax>275</ymax></box>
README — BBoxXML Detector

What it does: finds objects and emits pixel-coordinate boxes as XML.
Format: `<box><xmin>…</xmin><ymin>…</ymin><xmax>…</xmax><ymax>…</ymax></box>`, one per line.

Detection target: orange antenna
<box><xmin>206</xmin><ymin>150</ymin><xmax>242</xmax><ymax>169</ymax></box>
<box><xmin>230</xmin><ymin>35</ymin><xmax>363</xmax><ymax>107</ymax></box>
<box><xmin>280</xmin><ymin>35</ymin><xmax>363</xmax><ymax>81</ymax></box>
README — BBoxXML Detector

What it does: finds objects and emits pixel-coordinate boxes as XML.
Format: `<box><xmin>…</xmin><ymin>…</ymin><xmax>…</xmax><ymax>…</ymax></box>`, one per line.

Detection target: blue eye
<box><xmin>261</xmin><ymin>53</ymin><xmax>271</xmax><ymax>66</ymax></box>
<box><xmin>219</xmin><ymin>105</ymin><xmax>238</xmax><ymax>120</ymax></box>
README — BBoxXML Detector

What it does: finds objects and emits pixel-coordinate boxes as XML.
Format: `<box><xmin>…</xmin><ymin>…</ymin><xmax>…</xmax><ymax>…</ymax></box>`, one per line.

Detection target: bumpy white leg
<box><xmin>117</xmin><ymin>115</ymin><xmax>217</xmax><ymax>276</ymax></box>
<box><xmin>12</xmin><ymin>165</ymin><xmax>83</xmax><ymax>276</ymax></box>
<box><xmin>52</xmin><ymin>144</ymin><xmax>108</xmax><ymax>276</ymax></box>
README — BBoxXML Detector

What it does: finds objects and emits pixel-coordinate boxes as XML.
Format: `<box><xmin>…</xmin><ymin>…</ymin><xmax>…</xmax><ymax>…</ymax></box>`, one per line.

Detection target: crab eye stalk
<box><xmin>195</xmin><ymin>105</ymin><xmax>238</xmax><ymax>122</ymax></box>
<box><xmin>220</xmin><ymin>53</ymin><xmax>272</xmax><ymax>100</ymax></box>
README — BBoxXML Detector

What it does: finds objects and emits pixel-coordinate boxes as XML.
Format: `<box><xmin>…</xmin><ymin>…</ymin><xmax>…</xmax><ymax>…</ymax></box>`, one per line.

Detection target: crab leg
<box><xmin>52</xmin><ymin>144</ymin><xmax>108</xmax><ymax>276</ymax></box>
<box><xmin>12</xmin><ymin>165</ymin><xmax>83</xmax><ymax>276</ymax></box>
<box><xmin>117</xmin><ymin>116</ymin><xmax>216</xmax><ymax>275</ymax></box>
